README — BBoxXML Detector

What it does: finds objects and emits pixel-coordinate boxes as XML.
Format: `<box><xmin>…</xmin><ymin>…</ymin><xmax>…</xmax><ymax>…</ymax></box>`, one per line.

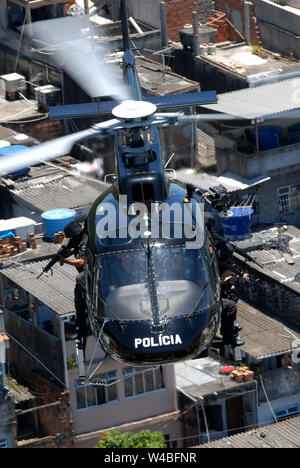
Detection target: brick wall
<box><xmin>6</xmin><ymin>119</ymin><xmax>62</xmax><ymax>143</ymax></box>
<box><xmin>211</xmin><ymin>0</ymin><xmax>262</xmax><ymax>45</ymax></box>
<box><xmin>164</xmin><ymin>0</ymin><xmax>262</xmax><ymax>45</ymax></box>
<box><xmin>164</xmin><ymin>0</ymin><xmax>196</xmax><ymax>41</ymax></box>
<box><xmin>17</xmin><ymin>371</ymin><xmax>74</xmax><ymax>448</ymax></box>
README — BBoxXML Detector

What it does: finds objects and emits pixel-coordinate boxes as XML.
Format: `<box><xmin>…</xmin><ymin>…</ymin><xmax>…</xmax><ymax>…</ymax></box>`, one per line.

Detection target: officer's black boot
<box><xmin>233</xmin><ymin>319</ymin><xmax>243</xmax><ymax>333</ymax></box>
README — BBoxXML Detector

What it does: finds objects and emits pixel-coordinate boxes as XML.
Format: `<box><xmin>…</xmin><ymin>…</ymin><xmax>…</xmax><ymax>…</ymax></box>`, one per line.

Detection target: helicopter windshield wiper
<box><xmin>141</xmin><ymin>239</ymin><xmax>162</xmax><ymax>330</ymax></box>
<box><xmin>189</xmin><ymin>281</ymin><xmax>209</xmax><ymax>318</ymax></box>
<box><xmin>99</xmin><ymin>294</ymin><xmax>122</xmax><ymax>322</ymax></box>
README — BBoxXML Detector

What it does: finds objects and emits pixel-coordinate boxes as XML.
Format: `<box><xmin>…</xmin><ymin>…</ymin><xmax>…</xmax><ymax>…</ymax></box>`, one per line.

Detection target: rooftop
<box><xmin>201</xmin><ymin>76</ymin><xmax>300</xmax><ymax>120</ymax></box>
<box><xmin>234</xmin><ymin>300</ymin><xmax>300</xmax><ymax>360</ymax></box>
<box><xmin>0</xmin><ymin>125</ymin><xmax>35</xmax><ymax>146</ymax></box>
<box><xmin>234</xmin><ymin>225</ymin><xmax>300</xmax><ymax>295</ymax></box>
<box><xmin>0</xmin><ymin>97</ymin><xmax>43</xmax><ymax>125</ymax></box>
<box><xmin>198</xmin><ymin>42</ymin><xmax>300</xmax><ymax>83</ymax></box>
<box><xmin>135</xmin><ymin>57</ymin><xmax>200</xmax><ymax>96</ymax></box>
<box><xmin>198</xmin><ymin>415</ymin><xmax>300</xmax><ymax>448</ymax></box>
<box><xmin>1</xmin><ymin>159</ymin><xmax>109</xmax><ymax>214</ymax></box>
<box><xmin>175</xmin><ymin>356</ymin><xmax>255</xmax><ymax>400</ymax></box>
<box><xmin>175</xmin><ymin>168</ymin><xmax>270</xmax><ymax>192</ymax></box>
<box><xmin>0</xmin><ymin>257</ymin><xmax>77</xmax><ymax>316</ymax></box>
<box><xmin>7</xmin><ymin>377</ymin><xmax>35</xmax><ymax>404</ymax></box>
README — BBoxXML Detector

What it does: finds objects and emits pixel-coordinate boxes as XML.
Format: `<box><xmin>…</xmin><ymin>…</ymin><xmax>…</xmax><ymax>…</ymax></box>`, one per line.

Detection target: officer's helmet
<box><xmin>216</xmin><ymin>240</ymin><xmax>234</xmax><ymax>260</ymax></box>
<box><xmin>64</xmin><ymin>221</ymin><xmax>82</xmax><ymax>238</ymax></box>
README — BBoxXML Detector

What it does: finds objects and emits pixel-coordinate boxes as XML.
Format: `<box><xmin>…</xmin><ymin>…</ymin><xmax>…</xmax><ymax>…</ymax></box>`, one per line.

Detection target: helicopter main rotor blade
<box><xmin>154</xmin><ymin>112</ymin><xmax>244</xmax><ymax>123</ymax></box>
<box><xmin>24</xmin><ymin>16</ymin><xmax>130</xmax><ymax>101</ymax></box>
<box><xmin>0</xmin><ymin>119</ymin><xmax>120</xmax><ymax>177</ymax></box>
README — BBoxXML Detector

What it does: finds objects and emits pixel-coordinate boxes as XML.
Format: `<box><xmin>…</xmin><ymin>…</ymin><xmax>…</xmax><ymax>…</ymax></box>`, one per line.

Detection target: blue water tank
<box><xmin>251</xmin><ymin>125</ymin><xmax>283</xmax><ymax>151</ymax></box>
<box><xmin>41</xmin><ymin>208</ymin><xmax>77</xmax><ymax>238</ymax></box>
<box><xmin>219</xmin><ymin>207</ymin><xmax>254</xmax><ymax>239</ymax></box>
<box><xmin>0</xmin><ymin>145</ymin><xmax>30</xmax><ymax>176</ymax></box>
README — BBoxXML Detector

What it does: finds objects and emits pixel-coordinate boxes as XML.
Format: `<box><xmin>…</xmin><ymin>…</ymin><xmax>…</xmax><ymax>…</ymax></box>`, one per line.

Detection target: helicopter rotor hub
<box><xmin>112</xmin><ymin>100</ymin><xmax>157</xmax><ymax>121</ymax></box>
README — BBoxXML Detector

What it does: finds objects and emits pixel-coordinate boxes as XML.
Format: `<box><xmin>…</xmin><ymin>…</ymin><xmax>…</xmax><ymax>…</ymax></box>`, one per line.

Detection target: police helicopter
<box><xmin>0</xmin><ymin>0</ymin><xmax>248</xmax><ymax>372</ymax></box>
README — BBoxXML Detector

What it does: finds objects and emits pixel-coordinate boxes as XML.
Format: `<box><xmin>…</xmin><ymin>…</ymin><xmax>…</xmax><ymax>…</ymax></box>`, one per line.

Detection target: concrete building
<box><xmin>175</xmin><ymin>356</ymin><xmax>258</xmax><ymax>446</ymax></box>
<box><xmin>169</xmin><ymin>0</ymin><xmax>300</xmax><ymax>94</ymax></box>
<box><xmin>252</xmin><ymin>0</ymin><xmax>300</xmax><ymax>60</ymax></box>
<box><xmin>174</xmin><ymin>293</ymin><xmax>300</xmax><ymax>445</ymax></box>
<box><xmin>0</xmin><ymin>333</ymin><xmax>15</xmax><ymax>448</ymax></box>
<box><xmin>233</xmin><ymin>224</ymin><xmax>300</xmax><ymax>330</ymax></box>
<box><xmin>197</xmin><ymin>78</ymin><xmax>300</xmax><ymax>227</ymax></box>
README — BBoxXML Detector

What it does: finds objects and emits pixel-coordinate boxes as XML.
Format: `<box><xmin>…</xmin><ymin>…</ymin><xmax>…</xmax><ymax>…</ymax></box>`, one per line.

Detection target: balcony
<box><xmin>216</xmin><ymin>128</ymin><xmax>300</xmax><ymax>179</ymax></box>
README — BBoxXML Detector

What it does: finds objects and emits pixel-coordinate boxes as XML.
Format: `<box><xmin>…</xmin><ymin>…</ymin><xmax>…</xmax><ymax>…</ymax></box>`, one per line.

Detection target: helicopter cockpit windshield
<box><xmin>98</xmin><ymin>242</ymin><xmax>213</xmax><ymax>323</ymax></box>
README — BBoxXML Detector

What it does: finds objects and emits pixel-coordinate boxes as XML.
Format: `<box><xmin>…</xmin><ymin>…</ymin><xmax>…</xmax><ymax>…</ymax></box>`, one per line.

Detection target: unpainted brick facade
<box><xmin>164</xmin><ymin>0</ymin><xmax>261</xmax><ymax>46</ymax></box>
<box><xmin>17</xmin><ymin>372</ymin><xmax>74</xmax><ymax>448</ymax></box>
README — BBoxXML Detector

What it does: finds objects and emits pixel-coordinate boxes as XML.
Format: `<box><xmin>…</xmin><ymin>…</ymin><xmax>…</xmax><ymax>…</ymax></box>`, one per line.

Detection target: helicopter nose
<box><xmin>101</xmin><ymin>305</ymin><xmax>218</xmax><ymax>366</ymax></box>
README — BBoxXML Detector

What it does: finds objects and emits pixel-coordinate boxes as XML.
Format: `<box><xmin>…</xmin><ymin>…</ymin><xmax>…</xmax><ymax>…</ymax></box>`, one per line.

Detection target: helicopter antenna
<box><xmin>121</xmin><ymin>0</ymin><xmax>130</xmax><ymax>53</ymax></box>
<box><xmin>120</xmin><ymin>0</ymin><xmax>142</xmax><ymax>101</ymax></box>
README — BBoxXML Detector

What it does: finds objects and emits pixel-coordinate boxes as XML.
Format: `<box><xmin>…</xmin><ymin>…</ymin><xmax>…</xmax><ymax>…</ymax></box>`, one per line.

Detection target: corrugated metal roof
<box><xmin>236</xmin><ymin>300</ymin><xmax>300</xmax><ymax>359</ymax></box>
<box><xmin>202</xmin><ymin>78</ymin><xmax>300</xmax><ymax>119</ymax></box>
<box><xmin>10</xmin><ymin>174</ymin><xmax>107</xmax><ymax>213</ymax></box>
<box><xmin>0</xmin><ymin>260</ymin><xmax>77</xmax><ymax>316</ymax></box>
<box><xmin>198</xmin><ymin>415</ymin><xmax>300</xmax><ymax>448</ymax></box>
<box><xmin>7</xmin><ymin>377</ymin><xmax>35</xmax><ymax>404</ymax></box>
<box><xmin>234</xmin><ymin>226</ymin><xmax>300</xmax><ymax>294</ymax></box>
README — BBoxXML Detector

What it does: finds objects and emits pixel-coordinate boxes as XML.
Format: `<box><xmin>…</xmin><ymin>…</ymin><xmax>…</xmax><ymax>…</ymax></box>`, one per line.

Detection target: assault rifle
<box><xmin>212</xmin><ymin>231</ymin><xmax>263</xmax><ymax>269</ymax></box>
<box><xmin>37</xmin><ymin>237</ymin><xmax>78</xmax><ymax>279</ymax></box>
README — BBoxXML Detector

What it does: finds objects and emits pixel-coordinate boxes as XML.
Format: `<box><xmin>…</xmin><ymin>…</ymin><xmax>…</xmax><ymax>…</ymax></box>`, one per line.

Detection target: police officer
<box><xmin>59</xmin><ymin>221</ymin><xmax>89</xmax><ymax>339</ymax></box>
<box><xmin>216</xmin><ymin>240</ymin><xmax>248</xmax><ymax>347</ymax></box>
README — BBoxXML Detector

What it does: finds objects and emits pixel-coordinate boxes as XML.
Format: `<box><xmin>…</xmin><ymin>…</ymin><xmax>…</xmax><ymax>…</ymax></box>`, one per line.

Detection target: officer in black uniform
<box><xmin>59</xmin><ymin>221</ymin><xmax>89</xmax><ymax>339</ymax></box>
<box><xmin>216</xmin><ymin>240</ymin><xmax>248</xmax><ymax>346</ymax></box>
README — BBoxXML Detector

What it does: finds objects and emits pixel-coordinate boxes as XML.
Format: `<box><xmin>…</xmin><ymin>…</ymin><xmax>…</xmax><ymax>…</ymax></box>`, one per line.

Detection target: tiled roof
<box><xmin>10</xmin><ymin>174</ymin><xmax>108</xmax><ymax>213</ymax></box>
<box><xmin>0</xmin><ymin>259</ymin><xmax>77</xmax><ymax>316</ymax></box>
<box><xmin>236</xmin><ymin>300</ymin><xmax>300</xmax><ymax>359</ymax></box>
<box><xmin>198</xmin><ymin>415</ymin><xmax>300</xmax><ymax>448</ymax></box>
<box><xmin>234</xmin><ymin>225</ymin><xmax>300</xmax><ymax>295</ymax></box>
<box><xmin>202</xmin><ymin>78</ymin><xmax>300</xmax><ymax>119</ymax></box>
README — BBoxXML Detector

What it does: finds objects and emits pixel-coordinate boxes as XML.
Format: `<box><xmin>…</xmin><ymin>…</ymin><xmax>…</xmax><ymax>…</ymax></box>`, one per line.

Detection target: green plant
<box><xmin>67</xmin><ymin>356</ymin><xmax>77</xmax><ymax>369</ymax></box>
<box><xmin>95</xmin><ymin>429</ymin><xmax>166</xmax><ymax>448</ymax></box>
<box><xmin>253</xmin><ymin>365</ymin><xmax>265</xmax><ymax>375</ymax></box>
<box><xmin>252</xmin><ymin>45</ymin><xmax>261</xmax><ymax>56</ymax></box>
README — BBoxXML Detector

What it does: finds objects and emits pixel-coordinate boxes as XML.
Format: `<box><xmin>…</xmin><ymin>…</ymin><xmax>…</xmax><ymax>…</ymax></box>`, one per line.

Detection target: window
<box><xmin>274</xmin><ymin>405</ymin><xmax>300</xmax><ymax>420</ymax></box>
<box><xmin>0</xmin><ymin>439</ymin><xmax>7</xmax><ymax>448</ymax></box>
<box><xmin>76</xmin><ymin>371</ymin><xmax>118</xmax><ymax>410</ymax></box>
<box><xmin>123</xmin><ymin>366</ymin><xmax>165</xmax><ymax>398</ymax></box>
<box><xmin>278</xmin><ymin>185</ymin><xmax>300</xmax><ymax>214</ymax></box>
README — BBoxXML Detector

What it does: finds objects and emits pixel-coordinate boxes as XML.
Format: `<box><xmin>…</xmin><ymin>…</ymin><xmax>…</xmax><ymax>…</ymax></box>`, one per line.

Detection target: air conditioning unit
<box><xmin>34</xmin><ymin>84</ymin><xmax>61</xmax><ymax>112</ymax></box>
<box><xmin>0</xmin><ymin>73</ymin><xmax>26</xmax><ymax>101</ymax></box>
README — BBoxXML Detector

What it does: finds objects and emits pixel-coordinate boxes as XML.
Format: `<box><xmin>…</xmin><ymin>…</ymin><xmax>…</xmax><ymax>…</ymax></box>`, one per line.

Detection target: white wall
<box><xmin>258</xmin><ymin>394</ymin><xmax>300</xmax><ymax>426</ymax></box>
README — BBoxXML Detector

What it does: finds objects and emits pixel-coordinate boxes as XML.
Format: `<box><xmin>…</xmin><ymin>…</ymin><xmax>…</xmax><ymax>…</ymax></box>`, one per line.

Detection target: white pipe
<box><xmin>128</xmin><ymin>17</ymin><xmax>143</xmax><ymax>35</ymax></box>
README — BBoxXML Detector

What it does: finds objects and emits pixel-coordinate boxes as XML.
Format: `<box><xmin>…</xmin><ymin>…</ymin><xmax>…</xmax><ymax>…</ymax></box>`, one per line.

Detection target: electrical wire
<box><xmin>259</xmin><ymin>374</ymin><xmax>278</xmax><ymax>423</ymax></box>
<box><xmin>2</xmin><ymin>114</ymin><xmax>49</xmax><ymax>124</ymax></box>
<box><xmin>14</xmin><ymin>6</ymin><xmax>29</xmax><ymax>73</ymax></box>
<box><xmin>0</xmin><ymin>104</ymin><xmax>37</xmax><ymax>123</ymax></box>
